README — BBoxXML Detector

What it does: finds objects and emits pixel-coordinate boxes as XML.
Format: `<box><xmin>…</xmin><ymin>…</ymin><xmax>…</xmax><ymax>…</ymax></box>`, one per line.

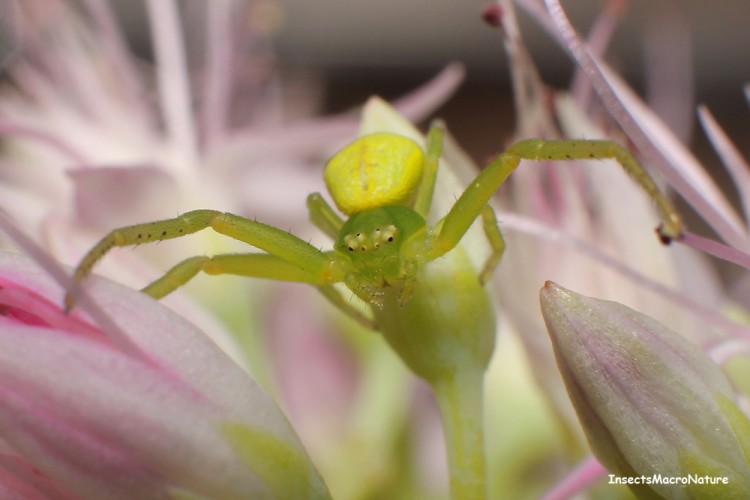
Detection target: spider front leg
<box><xmin>429</xmin><ymin>205</ymin><xmax>505</xmax><ymax>285</ymax></box>
<box><xmin>479</xmin><ymin>205</ymin><xmax>505</xmax><ymax>284</ymax></box>
<box><xmin>306</xmin><ymin>193</ymin><xmax>344</xmax><ymax>240</ymax></box>
<box><xmin>428</xmin><ymin>139</ymin><xmax>683</xmax><ymax>263</ymax></box>
<box><xmin>65</xmin><ymin>209</ymin><xmax>343</xmax><ymax>312</ymax></box>
<box><xmin>141</xmin><ymin>253</ymin><xmax>330</xmax><ymax>299</ymax></box>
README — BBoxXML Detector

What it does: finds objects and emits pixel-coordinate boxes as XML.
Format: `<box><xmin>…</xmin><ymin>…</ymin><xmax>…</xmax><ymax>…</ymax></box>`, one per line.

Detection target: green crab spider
<box><xmin>64</xmin><ymin>125</ymin><xmax>682</xmax><ymax>499</ymax></box>
<box><xmin>64</xmin><ymin>125</ymin><xmax>684</xmax><ymax>375</ymax></box>
<box><xmin>65</xmin><ymin>128</ymin><xmax>682</xmax><ymax>302</ymax></box>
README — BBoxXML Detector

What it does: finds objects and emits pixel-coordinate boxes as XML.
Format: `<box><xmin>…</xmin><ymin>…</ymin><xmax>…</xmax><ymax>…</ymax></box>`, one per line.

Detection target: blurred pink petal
<box><xmin>0</xmin><ymin>453</ymin><xmax>78</xmax><ymax>500</ymax></box>
<box><xmin>697</xmin><ymin>105</ymin><xmax>750</xmax><ymax>225</ymax></box>
<box><xmin>69</xmin><ymin>167</ymin><xmax>180</xmax><ymax>230</ymax></box>
<box><xmin>266</xmin><ymin>284</ymin><xmax>358</xmax><ymax>452</ymax></box>
<box><xmin>541</xmin><ymin>455</ymin><xmax>605</xmax><ymax>500</ymax></box>
<box><xmin>0</xmin><ymin>251</ymin><xmax>327</xmax><ymax>498</ymax></box>
<box><xmin>542</xmin><ymin>0</ymin><xmax>747</xmax><ymax>247</ymax></box>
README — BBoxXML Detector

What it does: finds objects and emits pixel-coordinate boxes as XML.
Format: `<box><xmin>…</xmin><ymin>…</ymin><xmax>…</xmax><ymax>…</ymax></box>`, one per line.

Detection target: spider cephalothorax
<box><xmin>336</xmin><ymin>205</ymin><xmax>425</xmax><ymax>260</ymax></box>
<box><xmin>333</xmin><ymin>205</ymin><xmax>427</xmax><ymax>305</ymax></box>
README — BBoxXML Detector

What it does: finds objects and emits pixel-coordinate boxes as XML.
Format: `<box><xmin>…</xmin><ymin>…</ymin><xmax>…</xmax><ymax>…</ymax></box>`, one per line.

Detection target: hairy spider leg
<box><xmin>478</xmin><ymin>205</ymin><xmax>505</xmax><ymax>284</ymax></box>
<box><xmin>427</xmin><ymin>139</ymin><xmax>684</xmax><ymax>265</ymax></box>
<box><xmin>64</xmin><ymin>209</ymin><xmax>343</xmax><ymax>312</ymax></box>
<box><xmin>141</xmin><ymin>253</ymin><xmax>329</xmax><ymax>299</ymax></box>
<box><xmin>306</xmin><ymin>192</ymin><xmax>344</xmax><ymax>240</ymax></box>
<box><xmin>415</xmin><ymin>125</ymin><xmax>507</xmax><ymax>287</ymax></box>
<box><xmin>314</xmin><ymin>284</ymin><xmax>376</xmax><ymax>330</ymax></box>
<box><xmin>413</xmin><ymin>125</ymin><xmax>445</xmax><ymax>219</ymax></box>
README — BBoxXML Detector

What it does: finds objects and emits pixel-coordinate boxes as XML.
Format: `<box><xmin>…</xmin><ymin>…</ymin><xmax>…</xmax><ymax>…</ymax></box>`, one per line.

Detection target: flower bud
<box><xmin>540</xmin><ymin>281</ymin><xmax>750</xmax><ymax>498</ymax></box>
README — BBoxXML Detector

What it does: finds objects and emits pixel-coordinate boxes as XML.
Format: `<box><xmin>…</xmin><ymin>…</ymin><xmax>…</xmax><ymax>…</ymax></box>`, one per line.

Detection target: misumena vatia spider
<box><xmin>64</xmin><ymin>123</ymin><xmax>682</xmax><ymax>498</ymax></box>
<box><xmin>64</xmin><ymin>123</ymin><xmax>682</xmax><ymax>378</ymax></box>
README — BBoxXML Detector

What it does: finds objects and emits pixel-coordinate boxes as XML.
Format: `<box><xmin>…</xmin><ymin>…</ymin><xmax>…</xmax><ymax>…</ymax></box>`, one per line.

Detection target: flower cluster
<box><xmin>0</xmin><ymin>0</ymin><xmax>749</xmax><ymax>498</ymax></box>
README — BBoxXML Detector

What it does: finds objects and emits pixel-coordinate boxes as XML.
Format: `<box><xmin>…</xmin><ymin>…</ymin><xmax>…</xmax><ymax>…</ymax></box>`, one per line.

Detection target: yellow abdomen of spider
<box><xmin>324</xmin><ymin>133</ymin><xmax>424</xmax><ymax>215</ymax></box>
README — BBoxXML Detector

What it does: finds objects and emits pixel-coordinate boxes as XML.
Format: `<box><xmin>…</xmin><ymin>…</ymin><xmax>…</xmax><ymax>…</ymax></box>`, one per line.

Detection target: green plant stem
<box><xmin>431</xmin><ymin>367</ymin><xmax>487</xmax><ymax>500</ymax></box>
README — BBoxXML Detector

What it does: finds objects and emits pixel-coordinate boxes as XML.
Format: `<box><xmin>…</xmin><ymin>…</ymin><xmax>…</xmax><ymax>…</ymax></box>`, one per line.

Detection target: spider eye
<box><xmin>348</xmin><ymin>247</ymin><xmax>354</xmax><ymax>252</ymax></box>
<box><xmin>387</xmin><ymin>236</ymin><xmax>394</xmax><ymax>242</ymax></box>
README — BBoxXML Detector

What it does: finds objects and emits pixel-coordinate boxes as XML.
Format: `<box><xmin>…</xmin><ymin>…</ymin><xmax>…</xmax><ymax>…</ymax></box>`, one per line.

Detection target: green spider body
<box><xmin>335</xmin><ymin>206</ymin><xmax>425</xmax><ymax>258</ymax></box>
<box><xmin>334</xmin><ymin>206</ymin><xmax>426</xmax><ymax>303</ymax></box>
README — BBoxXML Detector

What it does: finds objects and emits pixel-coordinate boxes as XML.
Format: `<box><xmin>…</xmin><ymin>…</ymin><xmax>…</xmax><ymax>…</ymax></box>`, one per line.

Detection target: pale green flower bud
<box><xmin>540</xmin><ymin>281</ymin><xmax>750</xmax><ymax>499</ymax></box>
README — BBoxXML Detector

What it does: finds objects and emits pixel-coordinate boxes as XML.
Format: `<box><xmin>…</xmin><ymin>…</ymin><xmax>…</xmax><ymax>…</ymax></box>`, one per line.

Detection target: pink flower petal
<box><xmin>68</xmin><ymin>166</ymin><xmax>180</xmax><ymax>230</ymax></box>
<box><xmin>0</xmin><ymin>251</ymin><xmax>325</xmax><ymax>498</ymax></box>
<box><xmin>0</xmin><ymin>453</ymin><xmax>78</xmax><ymax>500</ymax></box>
